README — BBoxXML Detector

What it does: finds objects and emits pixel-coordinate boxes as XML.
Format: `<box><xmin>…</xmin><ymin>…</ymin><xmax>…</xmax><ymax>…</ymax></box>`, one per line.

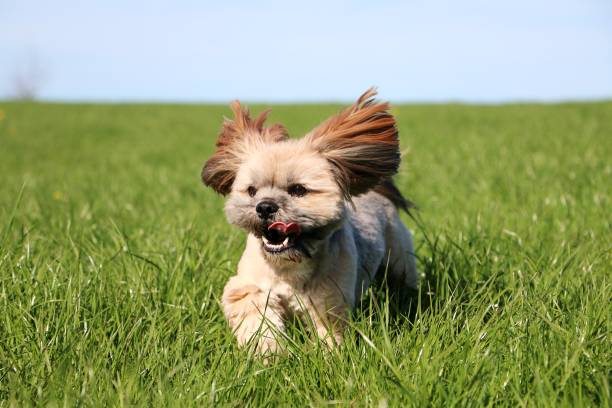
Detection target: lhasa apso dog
<box><xmin>202</xmin><ymin>88</ymin><xmax>417</xmax><ymax>354</ymax></box>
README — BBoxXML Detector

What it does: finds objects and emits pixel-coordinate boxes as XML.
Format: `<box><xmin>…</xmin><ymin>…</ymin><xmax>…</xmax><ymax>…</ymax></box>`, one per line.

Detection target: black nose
<box><xmin>256</xmin><ymin>201</ymin><xmax>279</xmax><ymax>219</ymax></box>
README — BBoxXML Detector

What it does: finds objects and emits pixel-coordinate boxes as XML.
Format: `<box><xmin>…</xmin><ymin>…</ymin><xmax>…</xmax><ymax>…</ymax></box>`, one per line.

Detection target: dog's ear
<box><xmin>305</xmin><ymin>87</ymin><xmax>400</xmax><ymax>200</ymax></box>
<box><xmin>202</xmin><ymin>101</ymin><xmax>288</xmax><ymax>195</ymax></box>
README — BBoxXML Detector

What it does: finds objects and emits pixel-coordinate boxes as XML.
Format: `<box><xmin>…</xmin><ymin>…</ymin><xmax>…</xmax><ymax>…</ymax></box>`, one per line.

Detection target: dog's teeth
<box><xmin>262</xmin><ymin>234</ymin><xmax>296</xmax><ymax>252</ymax></box>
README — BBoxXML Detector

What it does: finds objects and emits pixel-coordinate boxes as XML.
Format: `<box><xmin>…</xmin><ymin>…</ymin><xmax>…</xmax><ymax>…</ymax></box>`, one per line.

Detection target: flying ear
<box><xmin>201</xmin><ymin>101</ymin><xmax>288</xmax><ymax>195</ymax></box>
<box><xmin>305</xmin><ymin>87</ymin><xmax>400</xmax><ymax>200</ymax></box>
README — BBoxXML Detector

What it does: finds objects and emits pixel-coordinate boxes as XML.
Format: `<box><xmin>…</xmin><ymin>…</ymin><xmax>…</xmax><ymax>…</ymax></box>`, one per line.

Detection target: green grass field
<box><xmin>0</xmin><ymin>101</ymin><xmax>610</xmax><ymax>406</ymax></box>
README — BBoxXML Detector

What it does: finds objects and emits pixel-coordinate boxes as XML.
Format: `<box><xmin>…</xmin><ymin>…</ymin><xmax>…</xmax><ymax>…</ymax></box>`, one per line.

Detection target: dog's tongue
<box><xmin>268</xmin><ymin>222</ymin><xmax>301</xmax><ymax>236</ymax></box>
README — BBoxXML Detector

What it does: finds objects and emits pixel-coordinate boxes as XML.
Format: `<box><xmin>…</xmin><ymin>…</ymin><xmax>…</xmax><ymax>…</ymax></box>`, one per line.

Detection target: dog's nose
<box><xmin>256</xmin><ymin>201</ymin><xmax>279</xmax><ymax>219</ymax></box>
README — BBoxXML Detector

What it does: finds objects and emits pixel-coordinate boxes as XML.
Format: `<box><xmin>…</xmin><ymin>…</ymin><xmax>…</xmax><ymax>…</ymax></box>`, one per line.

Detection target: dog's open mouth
<box><xmin>262</xmin><ymin>222</ymin><xmax>302</xmax><ymax>253</ymax></box>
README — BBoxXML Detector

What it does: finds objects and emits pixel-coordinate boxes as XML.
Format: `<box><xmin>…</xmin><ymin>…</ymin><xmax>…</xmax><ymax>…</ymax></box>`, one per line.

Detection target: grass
<box><xmin>0</xmin><ymin>100</ymin><xmax>610</xmax><ymax>406</ymax></box>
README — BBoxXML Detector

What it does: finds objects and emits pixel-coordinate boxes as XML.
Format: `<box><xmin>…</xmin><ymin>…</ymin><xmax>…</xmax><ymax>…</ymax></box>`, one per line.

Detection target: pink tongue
<box><xmin>268</xmin><ymin>222</ymin><xmax>301</xmax><ymax>236</ymax></box>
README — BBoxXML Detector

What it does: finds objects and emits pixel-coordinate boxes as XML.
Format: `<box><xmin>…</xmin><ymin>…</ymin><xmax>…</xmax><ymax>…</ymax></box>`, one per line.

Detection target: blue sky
<box><xmin>1</xmin><ymin>0</ymin><xmax>611</xmax><ymax>102</ymax></box>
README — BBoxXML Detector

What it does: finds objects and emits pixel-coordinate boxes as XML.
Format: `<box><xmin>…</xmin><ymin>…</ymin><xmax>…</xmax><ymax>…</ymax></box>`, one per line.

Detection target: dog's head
<box><xmin>202</xmin><ymin>88</ymin><xmax>400</xmax><ymax>263</ymax></box>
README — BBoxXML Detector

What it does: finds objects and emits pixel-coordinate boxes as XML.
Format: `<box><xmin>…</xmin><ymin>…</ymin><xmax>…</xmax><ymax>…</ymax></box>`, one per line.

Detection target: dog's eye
<box><xmin>288</xmin><ymin>184</ymin><xmax>307</xmax><ymax>197</ymax></box>
<box><xmin>247</xmin><ymin>186</ymin><xmax>257</xmax><ymax>197</ymax></box>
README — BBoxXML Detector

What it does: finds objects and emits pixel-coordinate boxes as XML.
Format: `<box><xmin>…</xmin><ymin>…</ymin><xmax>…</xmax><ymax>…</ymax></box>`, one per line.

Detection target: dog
<box><xmin>202</xmin><ymin>88</ymin><xmax>418</xmax><ymax>354</ymax></box>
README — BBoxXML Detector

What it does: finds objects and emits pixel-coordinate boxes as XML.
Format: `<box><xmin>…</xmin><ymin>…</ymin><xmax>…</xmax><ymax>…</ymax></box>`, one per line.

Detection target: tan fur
<box><xmin>202</xmin><ymin>89</ymin><xmax>418</xmax><ymax>356</ymax></box>
<box><xmin>202</xmin><ymin>101</ymin><xmax>288</xmax><ymax>195</ymax></box>
<box><xmin>306</xmin><ymin>87</ymin><xmax>400</xmax><ymax>200</ymax></box>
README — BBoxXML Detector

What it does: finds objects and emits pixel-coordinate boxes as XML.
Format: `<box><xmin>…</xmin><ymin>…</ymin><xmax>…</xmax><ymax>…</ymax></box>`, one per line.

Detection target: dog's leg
<box><xmin>305</xmin><ymin>300</ymin><xmax>347</xmax><ymax>349</ymax></box>
<box><xmin>385</xmin><ymin>215</ymin><xmax>418</xmax><ymax>289</ymax></box>
<box><xmin>222</xmin><ymin>276</ymin><xmax>286</xmax><ymax>355</ymax></box>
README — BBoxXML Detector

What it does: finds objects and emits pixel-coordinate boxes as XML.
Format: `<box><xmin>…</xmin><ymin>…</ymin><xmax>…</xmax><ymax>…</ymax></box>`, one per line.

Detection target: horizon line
<box><xmin>2</xmin><ymin>96</ymin><xmax>612</xmax><ymax>106</ymax></box>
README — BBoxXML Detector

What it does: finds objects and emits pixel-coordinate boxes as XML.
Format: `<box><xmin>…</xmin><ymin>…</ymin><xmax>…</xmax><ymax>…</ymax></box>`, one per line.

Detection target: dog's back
<box><xmin>348</xmin><ymin>182</ymin><xmax>418</xmax><ymax>300</ymax></box>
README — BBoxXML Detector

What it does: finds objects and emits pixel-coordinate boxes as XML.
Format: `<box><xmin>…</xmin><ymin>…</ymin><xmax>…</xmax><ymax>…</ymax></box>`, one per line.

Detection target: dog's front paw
<box><xmin>316</xmin><ymin>326</ymin><xmax>344</xmax><ymax>350</ymax></box>
<box><xmin>254</xmin><ymin>334</ymin><xmax>280</xmax><ymax>355</ymax></box>
<box><xmin>223</xmin><ymin>278</ymin><xmax>287</xmax><ymax>359</ymax></box>
<box><xmin>233</xmin><ymin>322</ymin><xmax>283</xmax><ymax>355</ymax></box>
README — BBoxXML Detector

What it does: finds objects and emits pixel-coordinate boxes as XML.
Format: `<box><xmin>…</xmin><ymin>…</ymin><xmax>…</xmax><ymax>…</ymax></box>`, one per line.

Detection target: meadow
<box><xmin>0</xmin><ymin>100</ymin><xmax>610</xmax><ymax>406</ymax></box>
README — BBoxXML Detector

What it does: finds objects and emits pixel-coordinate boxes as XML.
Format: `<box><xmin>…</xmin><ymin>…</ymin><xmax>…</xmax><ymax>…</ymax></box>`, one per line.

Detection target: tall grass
<box><xmin>0</xmin><ymin>101</ymin><xmax>610</xmax><ymax>405</ymax></box>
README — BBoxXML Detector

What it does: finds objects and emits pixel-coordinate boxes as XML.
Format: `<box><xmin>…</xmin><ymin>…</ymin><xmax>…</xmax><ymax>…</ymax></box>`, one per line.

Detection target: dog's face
<box><xmin>202</xmin><ymin>88</ymin><xmax>400</xmax><ymax>263</ymax></box>
<box><xmin>225</xmin><ymin>141</ymin><xmax>346</xmax><ymax>262</ymax></box>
